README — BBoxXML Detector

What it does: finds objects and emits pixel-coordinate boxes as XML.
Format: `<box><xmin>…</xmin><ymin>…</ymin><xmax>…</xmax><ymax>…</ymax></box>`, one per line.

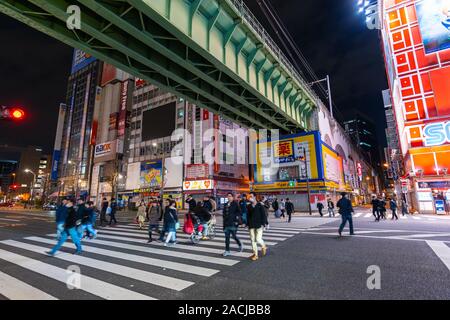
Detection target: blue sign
<box><xmin>416</xmin><ymin>0</ymin><xmax>450</xmax><ymax>54</ymax></box>
<box><xmin>435</xmin><ymin>199</ymin><xmax>445</xmax><ymax>212</ymax></box>
<box><xmin>51</xmin><ymin>150</ymin><xmax>61</xmax><ymax>181</ymax></box>
<box><xmin>71</xmin><ymin>49</ymin><xmax>96</xmax><ymax>74</ymax></box>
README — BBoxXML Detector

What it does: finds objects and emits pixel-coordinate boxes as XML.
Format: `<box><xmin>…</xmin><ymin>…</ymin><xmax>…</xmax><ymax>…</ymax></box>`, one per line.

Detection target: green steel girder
<box><xmin>0</xmin><ymin>0</ymin><xmax>273</xmax><ymax>131</ymax></box>
<box><xmin>0</xmin><ymin>0</ymin><xmax>318</xmax><ymax>132</ymax></box>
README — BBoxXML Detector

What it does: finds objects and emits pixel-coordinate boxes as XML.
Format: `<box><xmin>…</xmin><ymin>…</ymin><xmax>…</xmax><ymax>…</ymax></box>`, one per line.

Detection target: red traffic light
<box><xmin>11</xmin><ymin>108</ymin><xmax>25</xmax><ymax>120</ymax></box>
<box><xmin>0</xmin><ymin>106</ymin><xmax>25</xmax><ymax>121</ymax></box>
<box><xmin>10</xmin><ymin>184</ymin><xmax>19</xmax><ymax>190</ymax></box>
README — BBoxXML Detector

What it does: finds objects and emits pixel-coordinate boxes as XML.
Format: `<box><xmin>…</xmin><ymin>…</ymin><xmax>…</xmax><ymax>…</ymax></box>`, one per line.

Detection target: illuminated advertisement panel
<box><xmin>322</xmin><ymin>144</ymin><xmax>345</xmax><ymax>188</ymax></box>
<box><xmin>255</xmin><ymin>132</ymin><xmax>320</xmax><ymax>184</ymax></box>
<box><xmin>416</xmin><ymin>0</ymin><xmax>450</xmax><ymax>54</ymax></box>
<box><xmin>140</xmin><ymin>161</ymin><xmax>162</xmax><ymax>188</ymax></box>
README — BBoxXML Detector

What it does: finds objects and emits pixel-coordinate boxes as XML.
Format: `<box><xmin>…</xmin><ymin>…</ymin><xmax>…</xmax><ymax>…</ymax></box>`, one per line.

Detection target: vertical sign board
<box><xmin>118</xmin><ymin>80</ymin><xmax>131</xmax><ymax>137</ymax></box>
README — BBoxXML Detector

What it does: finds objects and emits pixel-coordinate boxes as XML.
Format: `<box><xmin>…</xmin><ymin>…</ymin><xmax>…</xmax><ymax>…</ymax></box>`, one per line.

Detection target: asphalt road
<box><xmin>0</xmin><ymin>208</ymin><xmax>449</xmax><ymax>300</ymax></box>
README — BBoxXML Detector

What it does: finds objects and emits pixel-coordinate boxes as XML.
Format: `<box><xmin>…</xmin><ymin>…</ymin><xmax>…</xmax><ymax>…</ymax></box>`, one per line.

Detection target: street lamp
<box><xmin>24</xmin><ymin>169</ymin><xmax>36</xmax><ymax>204</ymax></box>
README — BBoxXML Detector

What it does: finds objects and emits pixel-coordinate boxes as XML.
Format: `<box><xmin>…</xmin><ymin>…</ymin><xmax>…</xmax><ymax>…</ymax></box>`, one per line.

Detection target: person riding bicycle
<box><xmin>193</xmin><ymin>201</ymin><xmax>211</xmax><ymax>240</ymax></box>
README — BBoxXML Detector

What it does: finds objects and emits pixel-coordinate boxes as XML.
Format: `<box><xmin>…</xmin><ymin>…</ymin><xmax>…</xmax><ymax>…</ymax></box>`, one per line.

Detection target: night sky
<box><xmin>0</xmin><ymin>0</ymin><xmax>388</xmax><ymax>154</ymax></box>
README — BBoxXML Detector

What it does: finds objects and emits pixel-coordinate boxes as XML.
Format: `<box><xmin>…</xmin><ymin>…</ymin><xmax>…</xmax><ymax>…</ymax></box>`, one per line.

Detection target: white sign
<box><xmin>183</xmin><ymin>180</ymin><xmax>214</xmax><ymax>191</ymax></box>
<box><xmin>94</xmin><ymin>141</ymin><xmax>113</xmax><ymax>157</ymax></box>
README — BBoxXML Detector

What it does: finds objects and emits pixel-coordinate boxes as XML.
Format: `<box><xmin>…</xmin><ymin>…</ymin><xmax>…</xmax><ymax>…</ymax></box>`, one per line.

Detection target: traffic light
<box><xmin>1</xmin><ymin>106</ymin><xmax>25</xmax><ymax>121</ymax></box>
<box><xmin>9</xmin><ymin>184</ymin><xmax>19</xmax><ymax>190</ymax></box>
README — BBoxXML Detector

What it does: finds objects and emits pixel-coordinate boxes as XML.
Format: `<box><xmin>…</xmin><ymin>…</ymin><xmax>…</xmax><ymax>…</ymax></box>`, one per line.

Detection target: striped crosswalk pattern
<box><xmin>0</xmin><ymin>221</ymin><xmax>302</xmax><ymax>300</ymax></box>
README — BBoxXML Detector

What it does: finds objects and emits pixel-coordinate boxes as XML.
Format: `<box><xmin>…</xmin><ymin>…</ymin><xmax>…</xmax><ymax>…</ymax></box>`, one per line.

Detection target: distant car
<box><xmin>43</xmin><ymin>203</ymin><xmax>57</xmax><ymax>211</ymax></box>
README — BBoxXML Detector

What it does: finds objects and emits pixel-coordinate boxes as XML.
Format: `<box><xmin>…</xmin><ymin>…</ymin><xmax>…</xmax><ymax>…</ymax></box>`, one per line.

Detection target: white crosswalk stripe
<box><xmin>0</xmin><ymin>220</ymin><xmax>301</xmax><ymax>300</ymax></box>
<box><xmin>0</xmin><ymin>247</ymin><xmax>154</xmax><ymax>300</ymax></box>
<box><xmin>0</xmin><ymin>270</ymin><xmax>57</xmax><ymax>300</ymax></box>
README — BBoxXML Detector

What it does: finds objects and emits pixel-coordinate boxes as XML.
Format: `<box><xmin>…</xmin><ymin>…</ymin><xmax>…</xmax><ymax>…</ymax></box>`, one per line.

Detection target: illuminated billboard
<box><xmin>416</xmin><ymin>0</ymin><xmax>450</xmax><ymax>54</ymax></box>
<box><xmin>140</xmin><ymin>161</ymin><xmax>162</xmax><ymax>188</ymax></box>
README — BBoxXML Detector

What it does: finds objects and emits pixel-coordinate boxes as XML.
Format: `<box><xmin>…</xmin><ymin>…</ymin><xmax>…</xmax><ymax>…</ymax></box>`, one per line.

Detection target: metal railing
<box><xmin>228</xmin><ymin>0</ymin><xmax>322</xmax><ymax>106</ymax></box>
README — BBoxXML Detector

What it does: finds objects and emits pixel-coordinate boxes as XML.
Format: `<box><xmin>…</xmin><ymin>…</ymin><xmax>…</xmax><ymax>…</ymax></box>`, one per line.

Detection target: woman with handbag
<box><xmin>164</xmin><ymin>200</ymin><xmax>179</xmax><ymax>247</ymax></box>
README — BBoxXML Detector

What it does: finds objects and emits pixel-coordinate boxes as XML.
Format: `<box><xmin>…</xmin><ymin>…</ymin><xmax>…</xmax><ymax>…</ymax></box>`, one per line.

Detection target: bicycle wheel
<box><xmin>190</xmin><ymin>233</ymin><xmax>200</xmax><ymax>244</ymax></box>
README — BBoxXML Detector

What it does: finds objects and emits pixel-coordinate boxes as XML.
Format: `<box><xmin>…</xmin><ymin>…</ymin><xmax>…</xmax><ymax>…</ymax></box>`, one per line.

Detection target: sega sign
<box><xmin>94</xmin><ymin>142</ymin><xmax>112</xmax><ymax>157</ymax></box>
<box><xmin>423</xmin><ymin>122</ymin><xmax>450</xmax><ymax>147</ymax></box>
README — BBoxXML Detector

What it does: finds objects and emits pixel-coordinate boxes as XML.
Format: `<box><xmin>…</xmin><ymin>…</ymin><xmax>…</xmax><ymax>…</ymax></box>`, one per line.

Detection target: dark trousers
<box><xmin>280</xmin><ymin>210</ymin><xmax>285</xmax><ymax>218</ymax></box>
<box><xmin>148</xmin><ymin>224</ymin><xmax>159</xmax><ymax>241</ymax></box>
<box><xmin>109</xmin><ymin>212</ymin><xmax>117</xmax><ymax>225</ymax></box>
<box><xmin>372</xmin><ymin>208</ymin><xmax>380</xmax><ymax>220</ymax></box>
<box><xmin>100</xmin><ymin>211</ymin><xmax>107</xmax><ymax>226</ymax></box>
<box><xmin>287</xmin><ymin>212</ymin><xmax>292</xmax><ymax>222</ymax></box>
<box><xmin>318</xmin><ymin>208</ymin><xmax>323</xmax><ymax>217</ymax></box>
<box><xmin>391</xmin><ymin>209</ymin><xmax>398</xmax><ymax>220</ymax></box>
<box><xmin>224</xmin><ymin>227</ymin><xmax>241</xmax><ymax>251</ymax></box>
<box><xmin>339</xmin><ymin>214</ymin><xmax>354</xmax><ymax>234</ymax></box>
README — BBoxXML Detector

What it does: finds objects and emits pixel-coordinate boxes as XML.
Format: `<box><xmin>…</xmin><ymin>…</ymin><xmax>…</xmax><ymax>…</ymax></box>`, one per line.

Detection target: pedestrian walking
<box><xmin>239</xmin><ymin>194</ymin><xmax>248</xmax><ymax>227</ymax></box>
<box><xmin>272</xmin><ymin>197</ymin><xmax>280</xmax><ymax>218</ymax></box>
<box><xmin>371</xmin><ymin>196</ymin><xmax>380</xmax><ymax>221</ymax></box>
<box><xmin>401</xmin><ymin>199</ymin><xmax>408</xmax><ymax>216</ymax></box>
<box><xmin>285</xmin><ymin>198</ymin><xmax>295</xmax><ymax>223</ymax></box>
<box><xmin>222</xmin><ymin>193</ymin><xmax>243</xmax><ymax>256</ymax></box>
<box><xmin>109</xmin><ymin>198</ymin><xmax>118</xmax><ymax>226</ymax></box>
<box><xmin>81</xmin><ymin>201</ymin><xmax>97</xmax><ymax>239</ymax></box>
<box><xmin>378</xmin><ymin>196</ymin><xmax>386</xmax><ymax>220</ymax></box>
<box><xmin>186</xmin><ymin>195</ymin><xmax>197</xmax><ymax>213</ymax></box>
<box><xmin>337</xmin><ymin>192</ymin><xmax>354</xmax><ymax>236</ymax></box>
<box><xmin>47</xmin><ymin>199</ymin><xmax>82</xmax><ymax>256</ymax></box>
<box><xmin>327</xmin><ymin>198</ymin><xmax>335</xmax><ymax>217</ymax></box>
<box><xmin>194</xmin><ymin>201</ymin><xmax>212</xmax><ymax>240</ymax></box>
<box><xmin>247</xmin><ymin>193</ymin><xmax>268</xmax><ymax>261</ymax></box>
<box><xmin>55</xmin><ymin>198</ymin><xmax>68</xmax><ymax>240</ymax></box>
<box><xmin>100</xmin><ymin>197</ymin><xmax>108</xmax><ymax>226</ymax></box>
<box><xmin>147</xmin><ymin>201</ymin><xmax>161</xmax><ymax>243</ymax></box>
<box><xmin>317</xmin><ymin>202</ymin><xmax>324</xmax><ymax>217</ymax></box>
<box><xmin>390</xmin><ymin>197</ymin><xmax>398</xmax><ymax>220</ymax></box>
<box><xmin>280</xmin><ymin>199</ymin><xmax>286</xmax><ymax>220</ymax></box>
<box><xmin>164</xmin><ymin>200</ymin><xmax>178</xmax><ymax>246</ymax></box>
<box><xmin>76</xmin><ymin>198</ymin><xmax>86</xmax><ymax>238</ymax></box>
<box><xmin>136</xmin><ymin>200</ymin><xmax>147</xmax><ymax>229</ymax></box>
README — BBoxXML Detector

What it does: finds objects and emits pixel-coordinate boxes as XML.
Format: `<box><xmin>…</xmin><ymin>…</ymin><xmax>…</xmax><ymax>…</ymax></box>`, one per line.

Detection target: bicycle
<box><xmin>189</xmin><ymin>214</ymin><xmax>216</xmax><ymax>244</ymax></box>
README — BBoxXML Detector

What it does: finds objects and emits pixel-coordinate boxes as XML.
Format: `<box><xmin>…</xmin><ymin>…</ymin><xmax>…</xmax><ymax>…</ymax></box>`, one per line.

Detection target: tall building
<box><xmin>0</xmin><ymin>145</ymin><xmax>47</xmax><ymax>200</ymax></box>
<box><xmin>344</xmin><ymin>112</ymin><xmax>380</xmax><ymax>165</ymax></box>
<box><xmin>380</xmin><ymin>0</ymin><xmax>450</xmax><ymax>213</ymax></box>
<box><xmin>57</xmin><ymin>49</ymin><xmax>103</xmax><ymax>199</ymax></box>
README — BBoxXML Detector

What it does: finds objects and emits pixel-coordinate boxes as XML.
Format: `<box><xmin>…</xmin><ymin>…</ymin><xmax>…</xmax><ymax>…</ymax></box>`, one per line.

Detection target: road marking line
<box><xmin>353</xmin><ymin>213</ymin><xmax>363</xmax><ymax>218</ymax></box>
<box><xmin>0</xmin><ymin>218</ymin><xmax>20</xmax><ymax>222</ymax></box>
<box><xmin>0</xmin><ymin>270</ymin><xmax>57</xmax><ymax>300</ymax></box>
<box><xmin>85</xmin><ymin>233</ymin><xmax>252</xmax><ymax>257</ymax></box>
<box><xmin>1</xmin><ymin>240</ymin><xmax>193</xmax><ymax>292</ymax></box>
<box><xmin>426</xmin><ymin>241</ymin><xmax>450</xmax><ymax>272</ymax></box>
<box><xmin>0</xmin><ymin>247</ymin><xmax>154</xmax><ymax>300</ymax></box>
<box><xmin>393</xmin><ymin>233</ymin><xmax>450</xmax><ymax>239</ymax></box>
<box><xmin>104</xmin><ymin>226</ymin><xmax>290</xmax><ymax>240</ymax></box>
<box><xmin>97</xmin><ymin>229</ymin><xmax>280</xmax><ymax>245</ymax></box>
<box><xmin>28</xmin><ymin>236</ymin><xmax>238</xmax><ymax>268</ymax></box>
<box><xmin>124</xmin><ymin>223</ymin><xmax>306</xmax><ymax>232</ymax></box>
<box><xmin>364</xmin><ymin>213</ymin><xmax>373</xmax><ymax>218</ymax></box>
<box><xmin>412</xmin><ymin>216</ymin><xmax>421</xmax><ymax>220</ymax></box>
<box><xmin>400</xmin><ymin>216</ymin><xmax>407</xmax><ymax>219</ymax></box>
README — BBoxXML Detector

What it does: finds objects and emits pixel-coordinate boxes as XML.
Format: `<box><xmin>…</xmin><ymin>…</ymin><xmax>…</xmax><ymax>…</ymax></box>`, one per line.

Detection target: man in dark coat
<box><xmin>317</xmin><ymin>202</ymin><xmax>324</xmax><ymax>217</ymax></box>
<box><xmin>109</xmin><ymin>198</ymin><xmax>118</xmax><ymax>225</ymax></box>
<box><xmin>371</xmin><ymin>196</ymin><xmax>380</xmax><ymax>221</ymax></box>
<box><xmin>285</xmin><ymin>198</ymin><xmax>295</xmax><ymax>223</ymax></box>
<box><xmin>186</xmin><ymin>195</ymin><xmax>197</xmax><ymax>212</ymax></box>
<box><xmin>100</xmin><ymin>197</ymin><xmax>109</xmax><ymax>226</ymax></box>
<box><xmin>222</xmin><ymin>193</ymin><xmax>243</xmax><ymax>256</ymax></box>
<box><xmin>337</xmin><ymin>192</ymin><xmax>354</xmax><ymax>236</ymax></box>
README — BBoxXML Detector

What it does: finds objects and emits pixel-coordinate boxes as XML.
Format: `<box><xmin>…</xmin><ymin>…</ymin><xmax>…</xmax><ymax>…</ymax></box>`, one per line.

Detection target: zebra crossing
<box><xmin>351</xmin><ymin>212</ymin><xmax>446</xmax><ymax>221</ymax></box>
<box><xmin>0</xmin><ymin>222</ymin><xmax>303</xmax><ymax>300</ymax></box>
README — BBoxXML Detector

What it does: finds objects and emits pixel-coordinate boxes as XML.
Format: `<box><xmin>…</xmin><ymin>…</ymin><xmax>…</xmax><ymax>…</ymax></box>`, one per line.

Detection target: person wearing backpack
<box><xmin>222</xmin><ymin>193</ymin><xmax>243</xmax><ymax>256</ymax></box>
<box><xmin>163</xmin><ymin>200</ymin><xmax>178</xmax><ymax>247</ymax></box>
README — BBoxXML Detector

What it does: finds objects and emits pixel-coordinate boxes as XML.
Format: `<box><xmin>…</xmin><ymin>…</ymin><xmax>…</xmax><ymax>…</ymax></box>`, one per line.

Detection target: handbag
<box><xmin>175</xmin><ymin>222</ymin><xmax>180</xmax><ymax>230</ymax></box>
<box><xmin>106</xmin><ymin>206</ymin><xmax>112</xmax><ymax>215</ymax></box>
<box><xmin>183</xmin><ymin>214</ymin><xmax>194</xmax><ymax>234</ymax></box>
